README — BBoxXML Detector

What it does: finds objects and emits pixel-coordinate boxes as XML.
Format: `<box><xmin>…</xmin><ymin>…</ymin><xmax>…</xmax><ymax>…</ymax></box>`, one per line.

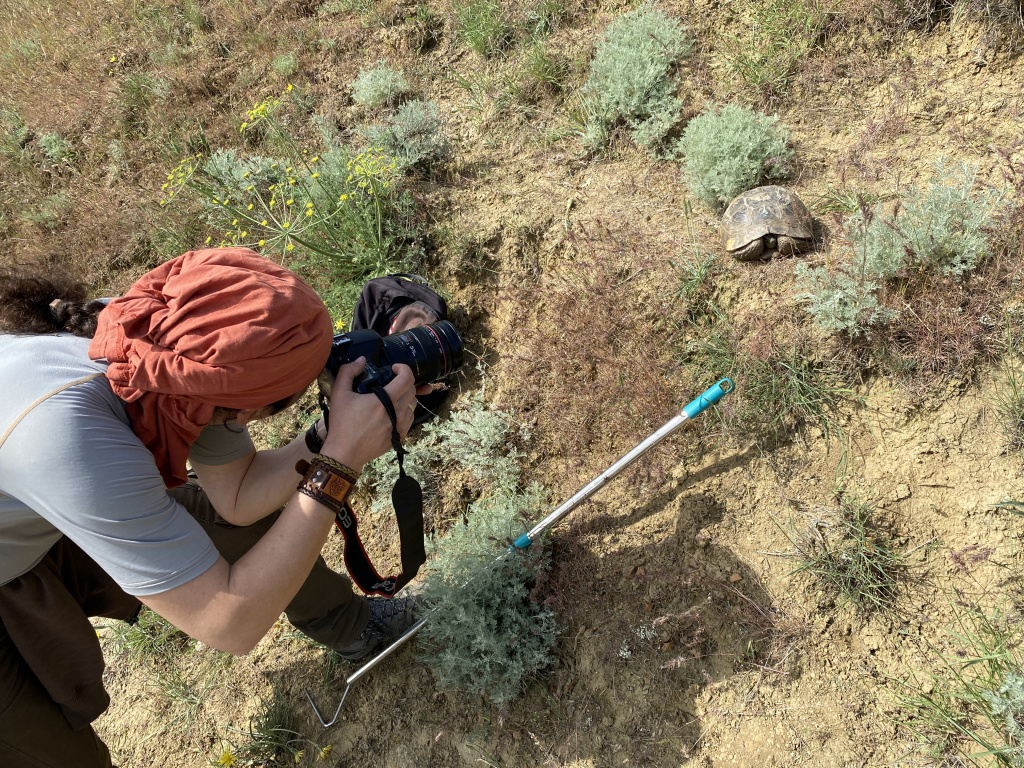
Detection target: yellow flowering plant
<box><xmin>161</xmin><ymin>86</ymin><xmax>413</xmax><ymax>318</ymax></box>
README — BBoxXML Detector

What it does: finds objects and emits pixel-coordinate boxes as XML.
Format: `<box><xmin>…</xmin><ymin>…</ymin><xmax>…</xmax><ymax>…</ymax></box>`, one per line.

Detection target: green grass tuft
<box><xmin>778</xmin><ymin>495</ymin><xmax>912</xmax><ymax>613</ymax></box>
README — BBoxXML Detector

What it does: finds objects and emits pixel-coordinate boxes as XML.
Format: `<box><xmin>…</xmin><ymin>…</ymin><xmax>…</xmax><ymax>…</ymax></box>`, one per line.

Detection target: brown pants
<box><xmin>0</xmin><ymin>485</ymin><xmax>369</xmax><ymax>768</ymax></box>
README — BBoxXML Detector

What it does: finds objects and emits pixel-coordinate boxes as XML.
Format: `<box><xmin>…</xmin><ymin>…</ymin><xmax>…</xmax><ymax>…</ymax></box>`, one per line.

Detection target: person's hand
<box><xmin>319</xmin><ymin>358</ymin><xmax>424</xmax><ymax>471</ymax></box>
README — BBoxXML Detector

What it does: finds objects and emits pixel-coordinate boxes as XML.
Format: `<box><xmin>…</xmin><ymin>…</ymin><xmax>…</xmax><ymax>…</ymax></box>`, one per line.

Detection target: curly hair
<box><xmin>0</xmin><ymin>268</ymin><xmax>106</xmax><ymax>338</ymax></box>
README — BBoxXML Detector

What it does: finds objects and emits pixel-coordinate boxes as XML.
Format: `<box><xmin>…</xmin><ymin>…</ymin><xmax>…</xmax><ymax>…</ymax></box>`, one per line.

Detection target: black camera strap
<box><xmin>331</xmin><ymin>385</ymin><xmax>426</xmax><ymax>598</ymax></box>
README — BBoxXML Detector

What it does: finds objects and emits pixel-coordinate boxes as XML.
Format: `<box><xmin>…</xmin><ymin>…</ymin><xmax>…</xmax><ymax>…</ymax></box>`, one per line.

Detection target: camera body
<box><xmin>320</xmin><ymin>320</ymin><xmax>464</xmax><ymax>397</ymax></box>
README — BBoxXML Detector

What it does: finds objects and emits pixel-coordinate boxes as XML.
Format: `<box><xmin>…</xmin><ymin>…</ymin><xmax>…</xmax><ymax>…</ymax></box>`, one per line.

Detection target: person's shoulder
<box><xmin>0</xmin><ymin>333</ymin><xmax>114</xmax><ymax>426</ymax></box>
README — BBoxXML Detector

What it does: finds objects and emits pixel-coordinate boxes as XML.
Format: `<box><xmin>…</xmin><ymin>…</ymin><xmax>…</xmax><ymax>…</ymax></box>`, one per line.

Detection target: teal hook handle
<box><xmin>682</xmin><ymin>378</ymin><xmax>734</xmax><ymax>419</ymax></box>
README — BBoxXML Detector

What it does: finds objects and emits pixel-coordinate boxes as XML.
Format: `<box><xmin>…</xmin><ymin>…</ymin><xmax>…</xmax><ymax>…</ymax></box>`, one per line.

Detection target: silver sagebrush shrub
<box><xmin>675</xmin><ymin>102</ymin><xmax>792</xmax><ymax>210</ymax></box>
<box><xmin>417</xmin><ymin>484</ymin><xmax>557</xmax><ymax>705</ymax></box>
<box><xmin>350</xmin><ymin>61</ymin><xmax>410</xmax><ymax>109</ymax></box>
<box><xmin>361</xmin><ymin>99</ymin><xmax>452</xmax><ymax>170</ymax></box>
<box><xmin>361</xmin><ymin>393</ymin><xmax>527</xmax><ymax>516</ymax></box>
<box><xmin>793</xmin><ymin>262</ymin><xmax>896</xmax><ymax>336</ymax></box>
<box><xmin>985</xmin><ymin>670</ymin><xmax>1024</xmax><ymax>753</ymax></box>
<box><xmin>795</xmin><ymin>159</ymin><xmax>1006</xmax><ymax>336</ymax></box>
<box><xmin>856</xmin><ymin>159</ymin><xmax>1007</xmax><ymax>278</ymax></box>
<box><xmin>581</xmin><ymin>3</ymin><xmax>692</xmax><ymax>150</ymax></box>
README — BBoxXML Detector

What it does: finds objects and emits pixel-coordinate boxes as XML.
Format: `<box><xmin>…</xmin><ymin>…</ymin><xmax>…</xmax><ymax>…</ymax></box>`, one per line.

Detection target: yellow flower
<box><xmin>311</xmin><ymin>173</ymin><xmax>319</xmax><ymax>178</ymax></box>
<box><xmin>258</xmin><ymin>239</ymin><xmax>266</xmax><ymax>246</ymax></box>
<box><xmin>305</xmin><ymin>210</ymin><xmax>312</xmax><ymax>217</ymax></box>
<box><xmin>339</xmin><ymin>194</ymin><xmax>348</xmax><ymax>201</ymax></box>
<box><xmin>306</xmin><ymin>202</ymin><xmax>313</xmax><ymax>208</ymax></box>
<box><xmin>110</xmin><ymin>55</ymin><xmax>117</xmax><ymax>63</ymax></box>
<box><xmin>286</xmin><ymin>243</ymin><xmax>295</xmax><ymax>251</ymax></box>
<box><xmin>318</xmin><ymin>745</ymin><xmax>334</xmax><ymax>760</ymax></box>
<box><xmin>294</xmin><ymin>751</ymin><xmax>303</xmax><ymax>763</ymax></box>
<box><xmin>231</xmin><ymin>219</ymin><xmax>238</xmax><ymax>226</ymax></box>
<box><xmin>240</xmin><ymin>231</ymin><xmax>247</xmax><ymax>237</ymax></box>
<box><xmin>261</xmin><ymin>219</ymin><xmax>268</xmax><ymax>226</ymax></box>
<box><xmin>286</xmin><ymin>167</ymin><xmax>293</xmax><ymax>173</ymax></box>
<box><xmin>247</xmin><ymin>204</ymin><xmax>254</xmax><ymax>210</ymax></box>
<box><xmin>282</xmin><ymin>222</ymin><xmax>290</xmax><ymax>228</ymax></box>
<box><xmin>216</xmin><ymin>748</ymin><xmax>236</xmax><ymax>767</ymax></box>
<box><xmin>286</xmin><ymin>199</ymin><xmax>294</xmax><ymax>206</ymax></box>
<box><xmin>269</xmin><ymin>184</ymin><xmax>276</xmax><ymax>191</ymax></box>
<box><xmin>311</xmin><ymin>156</ymin><xmax>319</xmax><ymax>162</ymax></box>
<box><xmin>204</xmin><ymin>236</ymin><xmax>212</xmax><ymax>244</ymax></box>
<box><xmin>286</xmin><ymin>84</ymin><xmax>293</xmax><ymax>91</ymax></box>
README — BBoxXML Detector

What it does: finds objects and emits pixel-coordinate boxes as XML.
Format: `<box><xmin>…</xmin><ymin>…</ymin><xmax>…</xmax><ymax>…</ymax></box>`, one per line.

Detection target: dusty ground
<box><xmin>4</xmin><ymin>0</ymin><xmax>1024</xmax><ymax>765</ymax></box>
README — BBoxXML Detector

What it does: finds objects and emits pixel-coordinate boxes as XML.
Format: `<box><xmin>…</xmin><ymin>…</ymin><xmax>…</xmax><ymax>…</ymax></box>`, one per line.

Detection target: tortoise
<box><xmin>720</xmin><ymin>185</ymin><xmax>814</xmax><ymax>262</ymax></box>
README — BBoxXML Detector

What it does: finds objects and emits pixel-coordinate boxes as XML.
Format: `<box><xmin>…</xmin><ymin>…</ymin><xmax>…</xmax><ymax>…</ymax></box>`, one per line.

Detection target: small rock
<box><xmin>729</xmin><ymin>573</ymin><xmax>743</xmax><ymax>583</ymax></box>
<box><xmin>661</xmin><ymin>641</ymin><xmax>675</xmax><ymax>652</ymax></box>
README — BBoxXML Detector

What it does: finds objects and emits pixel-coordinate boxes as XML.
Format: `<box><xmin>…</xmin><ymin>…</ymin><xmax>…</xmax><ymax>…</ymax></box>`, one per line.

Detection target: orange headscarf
<box><xmin>89</xmin><ymin>248</ymin><xmax>333</xmax><ymax>487</ymax></box>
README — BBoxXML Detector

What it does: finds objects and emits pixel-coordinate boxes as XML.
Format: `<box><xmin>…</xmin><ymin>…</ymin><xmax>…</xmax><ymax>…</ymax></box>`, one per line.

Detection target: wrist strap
<box><xmin>304</xmin><ymin>419</ymin><xmax>325</xmax><ymax>454</ymax></box>
<box><xmin>296</xmin><ymin>456</ymin><xmax>359</xmax><ymax>514</ymax></box>
<box><xmin>332</xmin><ymin>384</ymin><xmax>425</xmax><ymax>597</ymax></box>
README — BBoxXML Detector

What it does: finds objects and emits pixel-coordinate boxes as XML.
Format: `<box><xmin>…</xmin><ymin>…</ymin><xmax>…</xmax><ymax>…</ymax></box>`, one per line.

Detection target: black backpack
<box><xmin>351</xmin><ymin>274</ymin><xmax>452</xmax><ymax>424</ymax></box>
<box><xmin>351</xmin><ymin>273</ymin><xmax>448</xmax><ymax>336</ymax></box>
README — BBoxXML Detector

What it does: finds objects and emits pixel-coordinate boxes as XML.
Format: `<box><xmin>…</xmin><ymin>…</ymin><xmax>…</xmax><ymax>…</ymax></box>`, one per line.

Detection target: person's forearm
<box><xmin>199</xmin><ymin>420</ymin><xmax>325</xmax><ymax>527</ymax></box>
<box><xmin>230</xmin><ymin>424</ymin><xmax>321</xmax><ymax>523</ymax></box>
<box><xmin>141</xmin><ymin>489</ymin><xmax>335</xmax><ymax>654</ymax></box>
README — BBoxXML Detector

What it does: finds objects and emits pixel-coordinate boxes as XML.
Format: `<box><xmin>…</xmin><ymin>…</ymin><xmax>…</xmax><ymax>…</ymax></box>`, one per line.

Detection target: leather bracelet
<box><xmin>304</xmin><ymin>419</ymin><xmax>325</xmax><ymax>454</ymax></box>
<box><xmin>295</xmin><ymin>455</ymin><xmax>359</xmax><ymax>513</ymax></box>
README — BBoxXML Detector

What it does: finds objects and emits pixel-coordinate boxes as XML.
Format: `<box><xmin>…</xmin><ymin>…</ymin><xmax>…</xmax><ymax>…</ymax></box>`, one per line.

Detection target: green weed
<box><xmin>995</xmin><ymin>319</ymin><xmax>1024</xmax><ymax>454</ymax></box>
<box><xmin>523</xmin><ymin>41</ymin><xmax>567</xmax><ymax>92</ymax></box>
<box><xmin>897</xmin><ymin>604</ymin><xmax>1024</xmax><ymax>765</ymax></box>
<box><xmin>778</xmin><ymin>494</ymin><xmax>912</xmax><ymax>612</ymax></box>
<box><xmin>669</xmin><ymin>199</ymin><xmax>720</xmax><ymax>323</ymax></box>
<box><xmin>38</xmin><ymin>132</ymin><xmax>74</xmax><ymax>166</ymax></box>
<box><xmin>456</xmin><ymin>0</ymin><xmax>514</xmax><ymax>58</ymax></box>
<box><xmin>221</xmin><ymin>683</ymin><xmax>327</xmax><ymax>764</ymax></box>
<box><xmin>22</xmin><ymin>193</ymin><xmax>72</xmax><ymax>231</ymax></box>
<box><xmin>723</xmin><ymin>0</ymin><xmax>836</xmax><ymax>105</ymax></box>
<box><xmin>103</xmin><ymin>607</ymin><xmax>194</xmax><ymax>661</ymax></box>
<box><xmin>270</xmin><ymin>52</ymin><xmax>298</xmax><ymax>78</ymax></box>
<box><xmin>675</xmin><ymin>102</ymin><xmax>792</xmax><ymax>210</ymax></box>
<box><xmin>160</xmin><ymin>89</ymin><xmax>415</xmax><ymax>320</ymax></box>
<box><xmin>742</xmin><ymin>343</ymin><xmax>855</xmax><ymax>443</ymax></box>
<box><xmin>796</xmin><ymin>160</ymin><xmax>1006</xmax><ymax>337</ymax></box>
<box><xmin>862</xmin><ymin>159</ymin><xmax>1006</xmax><ymax>278</ymax></box>
<box><xmin>417</xmin><ymin>483</ymin><xmax>557</xmax><ymax>706</ymax></box>
<box><xmin>794</xmin><ymin>258</ymin><xmax>897</xmax><ymax>337</ymax></box>
<box><xmin>361</xmin><ymin>390</ymin><xmax>528</xmax><ymax>518</ymax></box>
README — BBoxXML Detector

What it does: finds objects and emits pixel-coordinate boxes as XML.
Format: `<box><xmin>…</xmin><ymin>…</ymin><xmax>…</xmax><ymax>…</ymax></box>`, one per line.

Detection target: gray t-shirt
<box><xmin>0</xmin><ymin>333</ymin><xmax>253</xmax><ymax>594</ymax></box>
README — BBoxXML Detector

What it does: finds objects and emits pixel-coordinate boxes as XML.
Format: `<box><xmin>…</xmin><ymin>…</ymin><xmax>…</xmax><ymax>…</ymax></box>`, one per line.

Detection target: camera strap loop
<box><xmin>331</xmin><ymin>385</ymin><xmax>426</xmax><ymax>598</ymax></box>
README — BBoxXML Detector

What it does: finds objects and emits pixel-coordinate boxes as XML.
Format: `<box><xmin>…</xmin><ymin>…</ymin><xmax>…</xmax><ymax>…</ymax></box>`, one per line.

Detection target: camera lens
<box><xmin>379</xmin><ymin>320</ymin><xmax>464</xmax><ymax>385</ymax></box>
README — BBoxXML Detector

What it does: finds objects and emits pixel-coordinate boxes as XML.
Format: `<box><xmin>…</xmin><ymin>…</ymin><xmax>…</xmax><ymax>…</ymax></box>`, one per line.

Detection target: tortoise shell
<box><xmin>720</xmin><ymin>185</ymin><xmax>814</xmax><ymax>261</ymax></box>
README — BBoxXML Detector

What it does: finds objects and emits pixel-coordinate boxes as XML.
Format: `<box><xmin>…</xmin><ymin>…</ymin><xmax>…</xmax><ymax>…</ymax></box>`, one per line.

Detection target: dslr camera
<box><xmin>318</xmin><ymin>320</ymin><xmax>464</xmax><ymax>399</ymax></box>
